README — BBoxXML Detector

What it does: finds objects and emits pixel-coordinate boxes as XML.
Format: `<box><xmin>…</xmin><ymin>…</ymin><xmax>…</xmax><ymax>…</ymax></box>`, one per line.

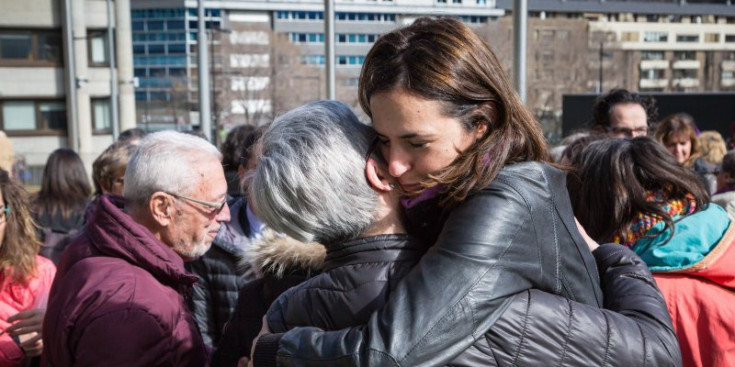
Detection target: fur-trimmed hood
<box><xmin>242</xmin><ymin>229</ymin><xmax>326</xmax><ymax>278</ymax></box>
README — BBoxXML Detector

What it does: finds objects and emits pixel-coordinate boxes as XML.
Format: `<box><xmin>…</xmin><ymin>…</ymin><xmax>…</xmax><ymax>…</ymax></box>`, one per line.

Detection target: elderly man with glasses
<box><xmin>42</xmin><ymin>131</ymin><xmax>230</xmax><ymax>366</ymax></box>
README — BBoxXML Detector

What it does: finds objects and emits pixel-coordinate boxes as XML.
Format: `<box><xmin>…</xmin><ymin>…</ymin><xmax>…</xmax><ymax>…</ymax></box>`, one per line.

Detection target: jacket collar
<box><xmin>85</xmin><ymin>195</ymin><xmax>198</xmax><ymax>287</ymax></box>
<box><xmin>323</xmin><ymin>234</ymin><xmax>427</xmax><ymax>272</ymax></box>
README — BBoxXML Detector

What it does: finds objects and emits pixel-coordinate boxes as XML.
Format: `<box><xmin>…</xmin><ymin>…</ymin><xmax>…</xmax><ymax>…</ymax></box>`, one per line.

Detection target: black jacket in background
<box><xmin>211</xmin><ymin>231</ymin><xmax>325</xmax><ymax>367</ymax></box>
<box><xmin>187</xmin><ymin>198</ymin><xmax>257</xmax><ymax>346</ymax></box>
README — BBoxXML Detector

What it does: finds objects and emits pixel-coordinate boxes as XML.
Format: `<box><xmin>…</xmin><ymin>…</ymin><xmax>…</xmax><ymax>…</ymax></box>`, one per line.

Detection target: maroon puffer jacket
<box><xmin>42</xmin><ymin>195</ymin><xmax>208</xmax><ymax>367</ymax></box>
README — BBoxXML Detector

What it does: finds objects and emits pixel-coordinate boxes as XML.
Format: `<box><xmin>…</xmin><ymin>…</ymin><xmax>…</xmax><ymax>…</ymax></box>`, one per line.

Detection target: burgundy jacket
<box><xmin>42</xmin><ymin>195</ymin><xmax>208</xmax><ymax>367</ymax></box>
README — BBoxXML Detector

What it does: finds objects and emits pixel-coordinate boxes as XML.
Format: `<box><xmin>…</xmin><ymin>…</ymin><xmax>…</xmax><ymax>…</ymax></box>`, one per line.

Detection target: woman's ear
<box><xmin>365</xmin><ymin>158</ymin><xmax>394</xmax><ymax>192</ymax></box>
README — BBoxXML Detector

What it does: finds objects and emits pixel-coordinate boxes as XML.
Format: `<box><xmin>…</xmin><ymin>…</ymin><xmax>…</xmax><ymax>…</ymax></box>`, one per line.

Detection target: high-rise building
<box><xmin>0</xmin><ymin>0</ymin><xmax>136</xmax><ymax>182</ymax></box>
<box><xmin>130</xmin><ymin>0</ymin><xmax>504</xmax><ymax>130</ymax></box>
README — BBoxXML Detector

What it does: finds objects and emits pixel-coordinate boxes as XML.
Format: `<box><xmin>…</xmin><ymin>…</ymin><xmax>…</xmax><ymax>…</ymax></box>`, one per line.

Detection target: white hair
<box><xmin>124</xmin><ymin>131</ymin><xmax>222</xmax><ymax>207</ymax></box>
<box><xmin>249</xmin><ymin>100</ymin><xmax>377</xmax><ymax>244</ymax></box>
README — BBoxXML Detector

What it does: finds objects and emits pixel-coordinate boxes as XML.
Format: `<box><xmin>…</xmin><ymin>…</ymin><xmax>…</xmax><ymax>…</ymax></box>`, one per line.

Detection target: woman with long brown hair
<box><xmin>0</xmin><ymin>169</ymin><xmax>56</xmax><ymax>366</ymax></box>
<box><xmin>33</xmin><ymin>149</ymin><xmax>91</xmax><ymax>264</ymax></box>
<box><xmin>248</xmin><ymin>17</ymin><xmax>678</xmax><ymax>366</ymax></box>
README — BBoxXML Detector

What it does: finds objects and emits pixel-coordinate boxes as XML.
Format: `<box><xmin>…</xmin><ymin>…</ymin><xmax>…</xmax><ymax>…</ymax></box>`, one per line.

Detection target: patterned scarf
<box><xmin>612</xmin><ymin>191</ymin><xmax>697</xmax><ymax>249</ymax></box>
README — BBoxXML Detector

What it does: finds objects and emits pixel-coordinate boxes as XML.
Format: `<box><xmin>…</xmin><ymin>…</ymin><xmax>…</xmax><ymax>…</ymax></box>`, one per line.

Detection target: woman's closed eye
<box><xmin>409</xmin><ymin>141</ymin><xmax>428</xmax><ymax>148</ymax></box>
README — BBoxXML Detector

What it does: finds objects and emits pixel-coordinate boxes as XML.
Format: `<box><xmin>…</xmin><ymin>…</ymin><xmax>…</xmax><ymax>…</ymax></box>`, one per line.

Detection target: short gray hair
<box><xmin>124</xmin><ymin>131</ymin><xmax>222</xmax><ymax>207</ymax></box>
<box><xmin>249</xmin><ymin>100</ymin><xmax>377</xmax><ymax>244</ymax></box>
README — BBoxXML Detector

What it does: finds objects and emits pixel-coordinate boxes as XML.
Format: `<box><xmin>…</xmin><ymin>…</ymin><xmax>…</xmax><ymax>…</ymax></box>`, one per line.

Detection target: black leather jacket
<box><xmin>253</xmin><ymin>162</ymin><xmax>680</xmax><ymax>366</ymax></box>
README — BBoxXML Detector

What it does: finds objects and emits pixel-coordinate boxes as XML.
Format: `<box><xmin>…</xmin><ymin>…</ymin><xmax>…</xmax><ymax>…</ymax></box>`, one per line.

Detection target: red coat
<box><xmin>653</xmin><ymin>221</ymin><xmax>735</xmax><ymax>367</ymax></box>
<box><xmin>0</xmin><ymin>256</ymin><xmax>55</xmax><ymax>366</ymax></box>
<box><xmin>42</xmin><ymin>195</ymin><xmax>208</xmax><ymax>366</ymax></box>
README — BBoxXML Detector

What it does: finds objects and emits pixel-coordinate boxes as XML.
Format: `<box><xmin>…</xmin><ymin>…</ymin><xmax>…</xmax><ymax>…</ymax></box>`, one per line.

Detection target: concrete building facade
<box><xmin>0</xmin><ymin>0</ymin><xmax>136</xmax><ymax>182</ymax></box>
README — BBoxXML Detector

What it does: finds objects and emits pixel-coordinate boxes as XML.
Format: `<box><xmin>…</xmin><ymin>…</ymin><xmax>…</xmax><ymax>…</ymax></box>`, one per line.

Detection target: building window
<box><xmin>621</xmin><ymin>32</ymin><xmax>639</xmax><ymax>42</ymax></box>
<box><xmin>0</xmin><ymin>30</ymin><xmax>62</xmax><ymax>66</ymax></box>
<box><xmin>725</xmin><ymin>35</ymin><xmax>735</xmax><ymax>43</ymax></box>
<box><xmin>640</xmin><ymin>69</ymin><xmax>665</xmax><ymax>80</ymax></box>
<box><xmin>88</xmin><ymin>31</ymin><xmax>109</xmax><ymax>66</ymax></box>
<box><xmin>0</xmin><ymin>100</ymin><xmax>67</xmax><ymax>133</ymax></box>
<box><xmin>673</xmin><ymin>69</ymin><xmax>697</xmax><ymax>79</ymax></box>
<box><xmin>643</xmin><ymin>32</ymin><xmax>668</xmax><ymax>42</ymax></box>
<box><xmin>676</xmin><ymin>34</ymin><xmax>699</xmax><ymax>43</ymax></box>
<box><xmin>673</xmin><ymin>51</ymin><xmax>696</xmax><ymax>61</ymax></box>
<box><xmin>641</xmin><ymin>51</ymin><xmax>664</xmax><ymax>60</ymax></box>
<box><xmin>705</xmin><ymin>33</ymin><xmax>720</xmax><ymax>43</ymax></box>
<box><xmin>91</xmin><ymin>98</ymin><xmax>112</xmax><ymax>132</ymax></box>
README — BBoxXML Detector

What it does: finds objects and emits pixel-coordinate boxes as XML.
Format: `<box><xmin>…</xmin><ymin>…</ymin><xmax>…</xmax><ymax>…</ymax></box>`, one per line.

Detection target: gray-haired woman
<box><xmin>244</xmin><ymin>100</ymin><xmax>678</xmax><ymax>366</ymax></box>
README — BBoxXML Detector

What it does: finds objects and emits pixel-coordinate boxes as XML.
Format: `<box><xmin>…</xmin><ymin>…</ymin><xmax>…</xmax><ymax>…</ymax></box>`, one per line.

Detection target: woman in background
<box><xmin>0</xmin><ymin>170</ymin><xmax>56</xmax><ymax>366</ymax></box>
<box><xmin>33</xmin><ymin>149</ymin><xmax>90</xmax><ymax>264</ymax></box>
<box><xmin>655</xmin><ymin>114</ymin><xmax>718</xmax><ymax>194</ymax></box>
<box><xmin>569</xmin><ymin>137</ymin><xmax>735</xmax><ymax>367</ymax></box>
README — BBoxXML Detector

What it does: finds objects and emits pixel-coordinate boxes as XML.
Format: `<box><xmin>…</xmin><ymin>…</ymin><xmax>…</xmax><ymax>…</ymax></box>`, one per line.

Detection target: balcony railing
<box><xmin>639</xmin><ymin>78</ymin><xmax>668</xmax><ymax>88</ymax></box>
<box><xmin>640</xmin><ymin>60</ymin><xmax>669</xmax><ymax>69</ymax></box>
<box><xmin>672</xmin><ymin>60</ymin><xmax>700</xmax><ymax>69</ymax></box>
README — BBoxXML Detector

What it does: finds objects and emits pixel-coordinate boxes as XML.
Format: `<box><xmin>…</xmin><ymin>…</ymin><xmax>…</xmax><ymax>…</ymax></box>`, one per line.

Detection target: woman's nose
<box><xmin>388</xmin><ymin>149</ymin><xmax>411</xmax><ymax>178</ymax></box>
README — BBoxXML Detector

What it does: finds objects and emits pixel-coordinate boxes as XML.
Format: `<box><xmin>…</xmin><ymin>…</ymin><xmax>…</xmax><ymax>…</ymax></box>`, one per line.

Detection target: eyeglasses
<box><xmin>0</xmin><ymin>206</ymin><xmax>10</xmax><ymax>224</ymax></box>
<box><xmin>605</xmin><ymin>126</ymin><xmax>648</xmax><ymax>137</ymax></box>
<box><xmin>165</xmin><ymin>192</ymin><xmax>227</xmax><ymax>213</ymax></box>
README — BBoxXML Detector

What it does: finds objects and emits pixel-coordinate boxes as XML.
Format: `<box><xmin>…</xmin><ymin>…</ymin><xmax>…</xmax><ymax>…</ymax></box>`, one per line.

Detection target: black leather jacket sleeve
<box><xmin>253</xmin><ymin>244</ymin><xmax>679</xmax><ymax>367</ymax></box>
<box><xmin>479</xmin><ymin>244</ymin><xmax>681</xmax><ymax>366</ymax></box>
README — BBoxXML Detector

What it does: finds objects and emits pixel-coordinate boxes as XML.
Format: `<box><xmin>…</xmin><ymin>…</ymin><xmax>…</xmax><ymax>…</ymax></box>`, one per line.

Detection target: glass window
<box><xmin>641</xmin><ymin>51</ymin><xmax>665</xmax><ymax>60</ymax></box>
<box><xmin>676</xmin><ymin>34</ymin><xmax>699</xmax><ymax>42</ymax></box>
<box><xmin>705</xmin><ymin>33</ymin><xmax>720</xmax><ymax>43</ymax></box>
<box><xmin>147</xmin><ymin>20</ymin><xmax>165</xmax><ymax>31</ymax></box>
<box><xmin>0</xmin><ymin>33</ymin><xmax>32</xmax><ymax>60</ymax></box>
<box><xmin>37</xmin><ymin>33</ymin><xmax>62</xmax><ymax>62</ymax></box>
<box><xmin>169</xmin><ymin>67</ymin><xmax>186</xmax><ymax>76</ymax></box>
<box><xmin>643</xmin><ymin>32</ymin><xmax>668</xmax><ymax>42</ymax></box>
<box><xmin>673</xmin><ymin>69</ymin><xmax>697</xmax><ymax>79</ymax></box>
<box><xmin>135</xmin><ymin>91</ymin><xmax>147</xmax><ymax>101</ymax></box>
<box><xmin>132</xmin><ymin>21</ymin><xmax>145</xmax><ymax>31</ymax></box>
<box><xmin>92</xmin><ymin>99</ymin><xmax>111</xmax><ymax>131</ymax></box>
<box><xmin>133</xmin><ymin>45</ymin><xmax>145</xmax><ymax>54</ymax></box>
<box><xmin>148</xmin><ymin>67</ymin><xmax>165</xmax><ymax>76</ymax></box>
<box><xmin>88</xmin><ymin>31</ymin><xmax>109</xmax><ymax>65</ymax></box>
<box><xmin>39</xmin><ymin>102</ymin><xmax>66</xmax><ymax>130</ymax></box>
<box><xmin>167</xmin><ymin>44</ymin><xmax>186</xmax><ymax>54</ymax></box>
<box><xmin>673</xmin><ymin>51</ymin><xmax>696</xmax><ymax>60</ymax></box>
<box><xmin>2</xmin><ymin>101</ymin><xmax>36</xmax><ymax>130</ymax></box>
<box><xmin>148</xmin><ymin>44</ymin><xmax>165</xmax><ymax>54</ymax></box>
<box><xmin>167</xmin><ymin>20</ymin><xmax>185</xmax><ymax>30</ymax></box>
<box><xmin>725</xmin><ymin>35</ymin><xmax>735</xmax><ymax>42</ymax></box>
<box><xmin>134</xmin><ymin>68</ymin><xmax>147</xmax><ymax>77</ymax></box>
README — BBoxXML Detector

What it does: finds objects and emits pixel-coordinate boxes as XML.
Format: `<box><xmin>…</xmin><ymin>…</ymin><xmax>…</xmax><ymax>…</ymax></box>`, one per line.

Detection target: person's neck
<box><xmin>361</xmin><ymin>195</ymin><xmax>406</xmax><ymax>237</ymax></box>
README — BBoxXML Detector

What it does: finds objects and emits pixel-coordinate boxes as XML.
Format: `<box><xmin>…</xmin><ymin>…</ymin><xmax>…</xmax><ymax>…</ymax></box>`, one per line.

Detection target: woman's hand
<box><xmin>7</xmin><ymin>309</ymin><xmax>46</xmax><ymax>356</ymax></box>
<box><xmin>575</xmin><ymin>217</ymin><xmax>600</xmax><ymax>252</ymax></box>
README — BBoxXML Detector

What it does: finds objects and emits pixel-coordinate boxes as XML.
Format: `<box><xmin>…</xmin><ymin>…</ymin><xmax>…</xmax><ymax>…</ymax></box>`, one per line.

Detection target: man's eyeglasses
<box><xmin>166</xmin><ymin>192</ymin><xmax>227</xmax><ymax>213</ymax></box>
<box><xmin>605</xmin><ymin>126</ymin><xmax>648</xmax><ymax>137</ymax></box>
<box><xmin>0</xmin><ymin>206</ymin><xmax>10</xmax><ymax>224</ymax></box>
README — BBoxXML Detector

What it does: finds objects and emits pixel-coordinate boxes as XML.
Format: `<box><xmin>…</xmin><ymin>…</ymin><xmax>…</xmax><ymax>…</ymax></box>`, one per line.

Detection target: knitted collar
<box><xmin>613</xmin><ymin>191</ymin><xmax>697</xmax><ymax>249</ymax></box>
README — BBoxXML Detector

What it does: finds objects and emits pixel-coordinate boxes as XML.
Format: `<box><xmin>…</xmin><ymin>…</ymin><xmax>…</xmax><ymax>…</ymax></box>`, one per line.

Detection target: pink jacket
<box><xmin>0</xmin><ymin>256</ymin><xmax>56</xmax><ymax>366</ymax></box>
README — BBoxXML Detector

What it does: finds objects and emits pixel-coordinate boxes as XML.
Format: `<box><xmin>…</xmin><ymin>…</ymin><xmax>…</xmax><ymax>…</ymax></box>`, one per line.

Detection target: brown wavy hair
<box><xmin>654</xmin><ymin>114</ymin><xmax>700</xmax><ymax>168</ymax></box>
<box><xmin>358</xmin><ymin>17</ymin><xmax>549</xmax><ymax>206</ymax></box>
<box><xmin>0</xmin><ymin>169</ymin><xmax>42</xmax><ymax>284</ymax></box>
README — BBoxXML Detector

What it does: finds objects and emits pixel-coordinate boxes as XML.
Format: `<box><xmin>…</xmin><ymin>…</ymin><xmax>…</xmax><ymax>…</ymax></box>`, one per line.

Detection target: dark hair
<box><xmin>117</xmin><ymin>127</ymin><xmax>147</xmax><ymax>143</ymax></box>
<box><xmin>0</xmin><ymin>170</ymin><xmax>42</xmax><ymax>284</ymax></box>
<box><xmin>568</xmin><ymin>137</ymin><xmax>708</xmax><ymax>244</ymax></box>
<box><xmin>591</xmin><ymin>88</ymin><xmax>658</xmax><ymax>129</ymax></box>
<box><xmin>654</xmin><ymin>113</ymin><xmax>700</xmax><ymax>168</ymax></box>
<box><xmin>92</xmin><ymin>141</ymin><xmax>137</xmax><ymax>195</ymax></box>
<box><xmin>721</xmin><ymin>150</ymin><xmax>735</xmax><ymax>187</ymax></box>
<box><xmin>221</xmin><ymin>125</ymin><xmax>256</xmax><ymax>170</ymax></box>
<box><xmin>358</xmin><ymin>17</ymin><xmax>549</xmax><ymax>206</ymax></box>
<box><xmin>34</xmin><ymin>149</ymin><xmax>91</xmax><ymax>220</ymax></box>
